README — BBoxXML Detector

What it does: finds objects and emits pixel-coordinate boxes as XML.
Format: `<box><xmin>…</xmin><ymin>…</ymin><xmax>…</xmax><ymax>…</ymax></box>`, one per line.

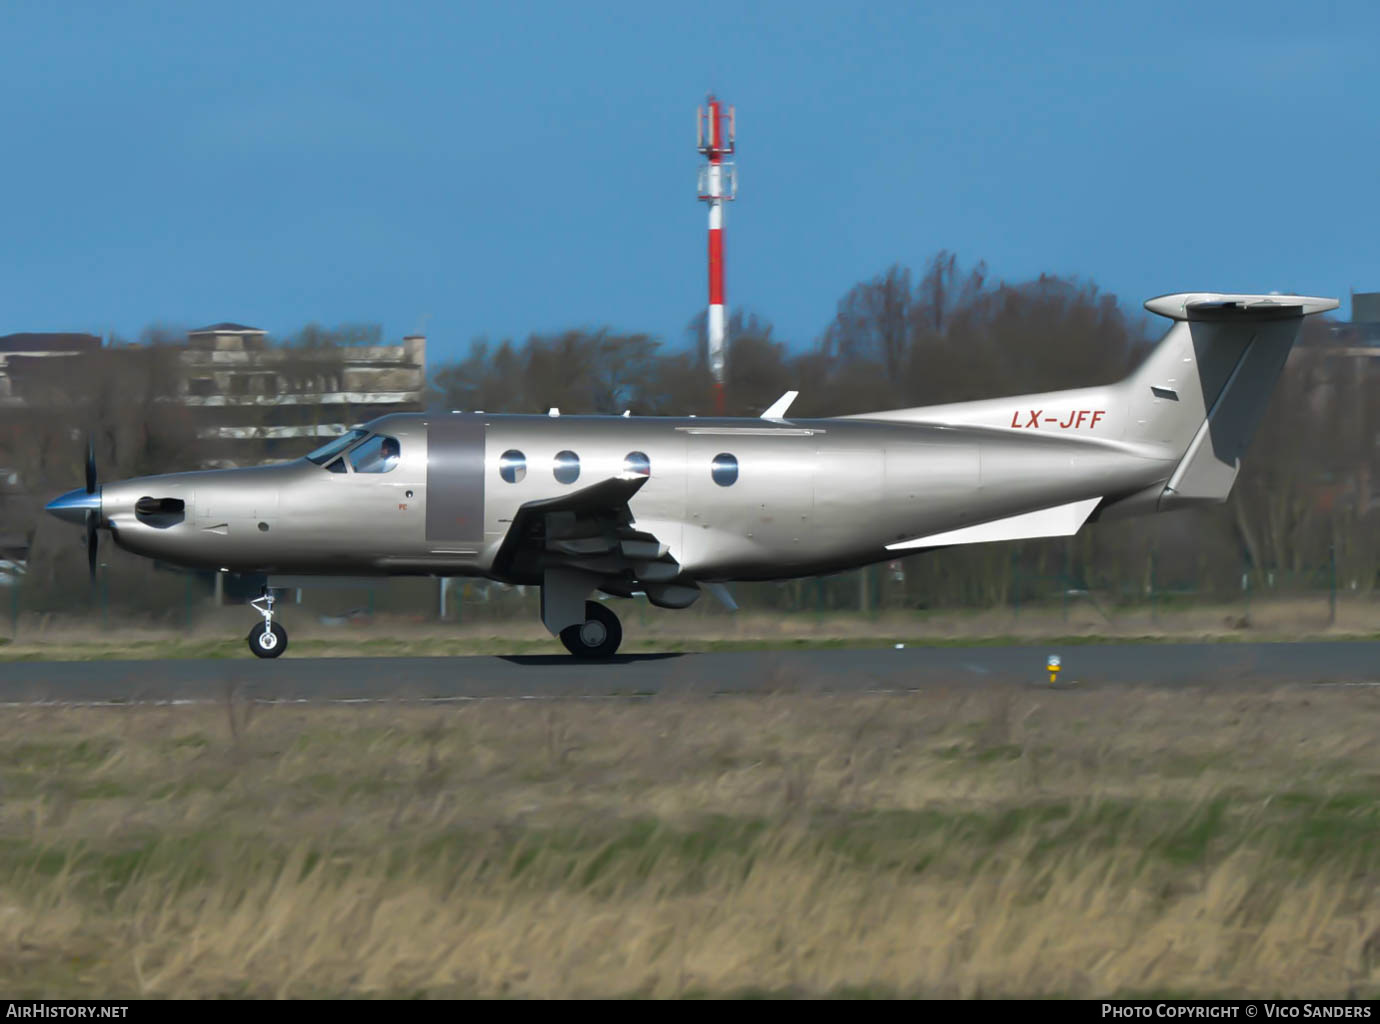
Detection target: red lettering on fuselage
<box><xmin>1010</xmin><ymin>409</ymin><xmax>1107</xmax><ymax>430</ymax></box>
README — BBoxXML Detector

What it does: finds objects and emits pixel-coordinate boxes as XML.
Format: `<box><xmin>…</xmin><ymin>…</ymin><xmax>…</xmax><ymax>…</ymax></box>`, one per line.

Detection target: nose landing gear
<box><xmin>247</xmin><ymin>589</ymin><xmax>288</xmax><ymax>659</ymax></box>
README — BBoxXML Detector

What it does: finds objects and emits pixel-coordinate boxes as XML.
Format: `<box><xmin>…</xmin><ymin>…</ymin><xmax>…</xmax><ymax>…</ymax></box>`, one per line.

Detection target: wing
<box><xmin>490</xmin><ymin>474</ymin><xmax>684</xmax><ymax>593</ymax></box>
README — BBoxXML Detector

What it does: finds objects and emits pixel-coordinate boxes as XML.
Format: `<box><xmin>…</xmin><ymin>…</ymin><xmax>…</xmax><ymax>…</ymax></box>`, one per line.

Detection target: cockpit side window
<box><xmin>306</xmin><ymin>429</ymin><xmax>368</xmax><ymax>466</ymax></box>
<box><xmin>325</xmin><ymin>457</ymin><xmax>347</xmax><ymax>474</ymax></box>
<box><xmin>349</xmin><ymin>434</ymin><xmax>402</xmax><ymax>474</ymax></box>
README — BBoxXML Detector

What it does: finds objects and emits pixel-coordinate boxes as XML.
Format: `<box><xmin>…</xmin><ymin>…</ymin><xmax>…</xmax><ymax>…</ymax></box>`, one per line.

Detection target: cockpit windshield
<box><xmin>306</xmin><ymin>429</ymin><xmax>368</xmax><ymax>466</ymax></box>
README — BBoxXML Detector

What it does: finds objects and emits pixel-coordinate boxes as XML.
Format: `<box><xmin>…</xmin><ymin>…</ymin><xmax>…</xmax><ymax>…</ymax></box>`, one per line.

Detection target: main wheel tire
<box><xmin>559</xmin><ymin>601</ymin><xmax>622</xmax><ymax>659</ymax></box>
<box><xmin>247</xmin><ymin>622</ymin><xmax>288</xmax><ymax>659</ymax></box>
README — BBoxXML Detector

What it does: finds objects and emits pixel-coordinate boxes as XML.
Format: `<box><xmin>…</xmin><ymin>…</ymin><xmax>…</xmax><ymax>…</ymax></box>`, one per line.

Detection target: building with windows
<box><xmin>0</xmin><ymin>333</ymin><xmax>105</xmax><ymax>576</ymax></box>
<box><xmin>0</xmin><ymin>332</ymin><xmax>102</xmax><ymax>405</ymax></box>
<box><xmin>0</xmin><ymin>323</ymin><xmax>428</xmax><ymax>577</ymax></box>
<box><xmin>0</xmin><ymin>325</ymin><xmax>428</xmax><ymax>463</ymax></box>
<box><xmin>1321</xmin><ymin>291</ymin><xmax>1380</xmax><ymax>352</ymax></box>
<box><xmin>175</xmin><ymin>322</ymin><xmax>427</xmax><ymax>466</ymax></box>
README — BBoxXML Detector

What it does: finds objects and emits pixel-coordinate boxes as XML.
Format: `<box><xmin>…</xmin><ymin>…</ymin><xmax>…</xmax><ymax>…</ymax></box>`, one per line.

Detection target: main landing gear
<box><xmin>247</xmin><ymin>588</ymin><xmax>288</xmax><ymax>659</ymax></box>
<box><xmin>559</xmin><ymin>601</ymin><xmax>622</xmax><ymax>659</ymax></box>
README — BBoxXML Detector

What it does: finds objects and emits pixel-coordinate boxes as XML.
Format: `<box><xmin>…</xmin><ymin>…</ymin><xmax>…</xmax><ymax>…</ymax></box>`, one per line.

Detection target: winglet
<box><xmin>760</xmin><ymin>391</ymin><xmax>799</xmax><ymax>419</ymax></box>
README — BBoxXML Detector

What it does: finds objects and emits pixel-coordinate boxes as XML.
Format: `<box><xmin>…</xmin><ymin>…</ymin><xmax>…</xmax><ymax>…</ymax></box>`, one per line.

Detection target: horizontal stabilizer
<box><xmin>887</xmin><ymin>497</ymin><xmax>1102</xmax><ymax>552</ymax></box>
<box><xmin>1144</xmin><ymin>293</ymin><xmax>1338</xmax><ymax>322</ymax></box>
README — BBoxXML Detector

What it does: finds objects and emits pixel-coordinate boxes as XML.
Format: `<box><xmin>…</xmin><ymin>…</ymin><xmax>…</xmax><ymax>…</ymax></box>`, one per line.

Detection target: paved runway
<box><xmin>1</xmin><ymin>641</ymin><xmax>1378</xmax><ymax>704</ymax></box>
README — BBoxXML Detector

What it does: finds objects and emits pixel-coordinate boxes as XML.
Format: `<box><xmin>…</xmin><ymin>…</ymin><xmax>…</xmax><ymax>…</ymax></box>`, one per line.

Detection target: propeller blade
<box><xmin>85</xmin><ymin>437</ymin><xmax>97</xmax><ymax>494</ymax></box>
<box><xmin>85</xmin><ymin>509</ymin><xmax>98</xmax><ymax>583</ymax></box>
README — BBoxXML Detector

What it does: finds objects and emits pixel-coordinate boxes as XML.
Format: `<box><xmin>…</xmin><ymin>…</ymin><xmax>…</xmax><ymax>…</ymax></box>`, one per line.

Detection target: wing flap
<box><xmin>491</xmin><ymin>474</ymin><xmax>686</xmax><ymax>598</ymax></box>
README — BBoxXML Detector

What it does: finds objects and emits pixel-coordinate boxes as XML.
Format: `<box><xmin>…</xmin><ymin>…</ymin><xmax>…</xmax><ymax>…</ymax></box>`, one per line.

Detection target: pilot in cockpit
<box><xmin>379</xmin><ymin>436</ymin><xmax>400</xmax><ymax>471</ymax></box>
<box><xmin>353</xmin><ymin>435</ymin><xmax>401</xmax><ymax>473</ymax></box>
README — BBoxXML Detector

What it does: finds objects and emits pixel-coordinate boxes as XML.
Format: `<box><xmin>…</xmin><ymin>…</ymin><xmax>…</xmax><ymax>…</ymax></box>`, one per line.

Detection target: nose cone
<box><xmin>46</xmin><ymin>487</ymin><xmax>101</xmax><ymax>526</ymax></box>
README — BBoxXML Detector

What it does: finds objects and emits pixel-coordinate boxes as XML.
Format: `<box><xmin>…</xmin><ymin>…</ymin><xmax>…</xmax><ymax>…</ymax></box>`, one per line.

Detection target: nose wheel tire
<box><xmin>247</xmin><ymin>622</ymin><xmax>288</xmax><ymax>659</ymax></box>
<box><xmin>559</xmin><ymin>601</ymin><xmax>622</xmax><ymax>659</ymax></box>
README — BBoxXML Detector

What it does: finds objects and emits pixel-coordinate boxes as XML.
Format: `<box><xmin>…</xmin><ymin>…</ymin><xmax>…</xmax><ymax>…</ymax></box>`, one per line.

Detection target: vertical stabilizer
<box><xmin>842</xmin><ymin>291</ymin><xmax>1337</xmax><ymax>517</ymax></box>
<box><xmin>1134</xmin><ymin>294</ymin><xmax>1336</xmax><ymax>509</ymax></box>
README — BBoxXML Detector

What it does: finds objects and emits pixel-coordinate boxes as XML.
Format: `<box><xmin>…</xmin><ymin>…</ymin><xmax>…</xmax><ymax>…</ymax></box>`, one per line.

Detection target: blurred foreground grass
<box><xmin>1</xmin><ymin>683</ymin><xmax>1378</xmax><ymax>997</ymax></box>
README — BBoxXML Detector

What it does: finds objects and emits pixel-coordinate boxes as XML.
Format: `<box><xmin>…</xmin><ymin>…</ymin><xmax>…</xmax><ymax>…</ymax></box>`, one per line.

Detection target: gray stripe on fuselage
<box><xmin>426</xmin><ymin>414</ymin><xmax>486</xmax><ymax>543</ymax></box>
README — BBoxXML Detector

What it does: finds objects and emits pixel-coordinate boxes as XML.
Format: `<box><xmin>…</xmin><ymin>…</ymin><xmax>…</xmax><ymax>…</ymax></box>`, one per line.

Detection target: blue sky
<box><xmin>2</xmin><ymin>1</ymin><xmax>1377</xmax><ymax>365</ymax></box>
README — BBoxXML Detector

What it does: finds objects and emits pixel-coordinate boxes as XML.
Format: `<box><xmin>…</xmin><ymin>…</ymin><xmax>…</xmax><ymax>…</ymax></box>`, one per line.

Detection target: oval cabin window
<box><xmin>499</xmin><ymin>450</ymin><xmax>526</xmax><ymax>483</ymax></box>
<box><xmin>711</xmin><ymin>453</ymin><xmax>738</xmax><ymax>487</ymax></box>
<box><xmin>553</xmin><ymin>450</ymin><xmax>580</xmax><ymax>485</ymax></box>
<box><xmin>623</xmin><ymin>451</ymin><xmax>651</xmax><ymax>477</ymax></box>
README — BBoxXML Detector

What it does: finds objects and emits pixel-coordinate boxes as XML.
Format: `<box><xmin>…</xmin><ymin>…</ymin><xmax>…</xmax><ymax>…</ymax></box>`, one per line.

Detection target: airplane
<box><xmin>45</xmin><ymin>291</ymin><xmax>1338</xmax><ymax>659</ymax></box>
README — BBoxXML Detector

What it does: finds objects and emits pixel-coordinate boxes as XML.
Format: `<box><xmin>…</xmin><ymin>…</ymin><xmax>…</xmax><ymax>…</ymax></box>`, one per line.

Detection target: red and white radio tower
<box><xmin>697</xmin><ymin>94</ymin><xmax>736</xmax><ymax>414</ymax></box>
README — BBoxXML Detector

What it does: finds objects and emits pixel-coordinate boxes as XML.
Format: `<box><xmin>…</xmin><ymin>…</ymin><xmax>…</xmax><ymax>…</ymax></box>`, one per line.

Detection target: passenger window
<box><xmin>623</xmin><ymin>451</ymin><xmax>651</xmax><ymax>477</ymax></box>
<box><xmin>553</xmin><ymin>450</ymin><xmax>580</xmax><ymax>484</ymax></box>
<box><xmin>499</xmin><ymin>450</ymin><xmax>526</xmax><ymax>483</ymax></box>
<box><xmin>711</xmin><ymin>453</ymin><xmax>738</xmax><ymax>486</ymax></box>
<box><xmin>349</xmin><ymin>434</ymin><xmax>401</xmax><ymax>474</ymax></box>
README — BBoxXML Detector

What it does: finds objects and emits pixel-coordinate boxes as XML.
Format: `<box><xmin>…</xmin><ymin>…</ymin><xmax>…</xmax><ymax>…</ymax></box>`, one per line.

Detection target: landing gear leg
<box><xmin>247</xmin><ymin>588</ymin><xmax>288</xmax><ymax>659</ymax></box>
<box><xmin>559</xmin><ymin>601</ymin><xmax>622</xmax><ymax>659</ymax></box>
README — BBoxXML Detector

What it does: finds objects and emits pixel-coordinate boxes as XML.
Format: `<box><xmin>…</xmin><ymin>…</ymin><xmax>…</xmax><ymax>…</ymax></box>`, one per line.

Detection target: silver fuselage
<box><xmin>50</xmin><ymin>290</ymin><xmax>1343</xmax><ymax>633</ymax></box>
<box><xmin>96</xmin><ymin>411</ymin><xmax>1176</xmax><ymax>583</ymax></box>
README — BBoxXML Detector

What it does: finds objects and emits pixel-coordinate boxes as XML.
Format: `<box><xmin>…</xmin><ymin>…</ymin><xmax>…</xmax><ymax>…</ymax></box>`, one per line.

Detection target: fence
<box><xmin>2</xmin><ymin>556</ymin><xmax>1374</xmax><ymax>642</ymax></box>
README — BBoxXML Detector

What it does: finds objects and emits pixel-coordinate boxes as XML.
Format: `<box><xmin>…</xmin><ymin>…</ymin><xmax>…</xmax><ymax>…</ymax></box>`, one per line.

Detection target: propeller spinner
<box><xmin>44</xmin><ymin>437</ymin><xmax>104</xmax><ymax>583</ymax></box>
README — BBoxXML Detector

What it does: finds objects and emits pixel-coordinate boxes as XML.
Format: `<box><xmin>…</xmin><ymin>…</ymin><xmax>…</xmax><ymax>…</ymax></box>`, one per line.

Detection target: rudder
<box><xmin>1132</xmin><ymin>293</ymin><xmax>1338</xmax><ymax>509</ymax></box>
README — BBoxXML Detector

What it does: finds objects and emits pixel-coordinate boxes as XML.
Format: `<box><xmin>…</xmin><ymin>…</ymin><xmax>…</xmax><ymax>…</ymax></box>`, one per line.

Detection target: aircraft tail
<box><xmin>1124</xmin><ymin>293</ymin><xmax>1337</xmax><ymax>509</ymax></box>
<box><xmin>845</xmin><ymin>292</ymin><xmax>1338</xmax><ymax>511</ymax></box>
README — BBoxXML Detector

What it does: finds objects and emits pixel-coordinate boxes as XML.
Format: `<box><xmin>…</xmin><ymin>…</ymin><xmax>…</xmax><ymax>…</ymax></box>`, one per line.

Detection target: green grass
<box><xmin>0</xmin><ymin>686</ymin><xmax>1378</xmax><ymax>997</ymax></box>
